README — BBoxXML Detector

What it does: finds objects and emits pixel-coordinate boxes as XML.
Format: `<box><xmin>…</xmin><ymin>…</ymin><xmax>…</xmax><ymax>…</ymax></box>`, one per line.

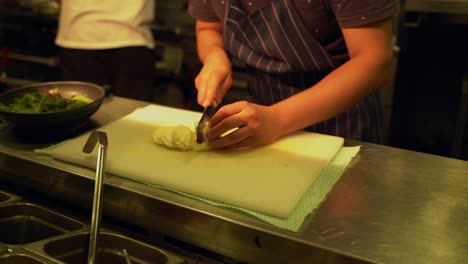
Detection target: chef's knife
<box><xmin>196</xmin><ymin>102</ymin><xmax>218</xmax><ymax>144</ymax></box>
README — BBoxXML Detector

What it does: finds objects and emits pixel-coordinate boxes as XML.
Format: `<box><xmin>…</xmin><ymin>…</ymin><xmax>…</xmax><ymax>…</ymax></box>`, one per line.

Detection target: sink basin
<box><xmin>0</xmin><ymin>191</ymin><xmax>21</xmax><ymax>205</ymax></box>
<box><xmin>0</xmin><ymin>253</ymin><xmax>47</xmax><ymax>264</ymax></box>
<box><xmin>0</xmin><ymin>203</ymin><xmax>85</xmax><ymax>245</ymax></box>
<box><xmin>42</xmin><ymin>232</ymin><xmax>186</xmax><ymax>264</ymax></box>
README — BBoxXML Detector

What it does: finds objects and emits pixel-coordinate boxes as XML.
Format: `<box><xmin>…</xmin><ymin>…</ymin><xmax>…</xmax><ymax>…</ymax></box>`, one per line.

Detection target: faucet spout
<box><xmin>83</xmin><ymin>130</ymin><xmax>108</xmax><ymax>264</ymax></box>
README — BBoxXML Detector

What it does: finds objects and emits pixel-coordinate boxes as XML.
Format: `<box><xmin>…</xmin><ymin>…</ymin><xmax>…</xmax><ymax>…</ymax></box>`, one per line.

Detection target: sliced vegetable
<box><xmin>0</xmin><ymin>89</ymin><xmax>93</xmax><ymax>113</ymax></box>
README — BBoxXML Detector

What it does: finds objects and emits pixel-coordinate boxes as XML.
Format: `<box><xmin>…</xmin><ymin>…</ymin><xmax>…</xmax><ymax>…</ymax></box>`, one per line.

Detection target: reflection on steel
<box><xmin>83</xmin><ymin>130</ymin><xmax>108</xmax><ymax>264</ymax></box>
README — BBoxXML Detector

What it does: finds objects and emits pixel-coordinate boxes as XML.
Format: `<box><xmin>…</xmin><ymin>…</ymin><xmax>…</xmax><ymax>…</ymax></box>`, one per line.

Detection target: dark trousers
<box><xmin>60</xmin><ymin>47</ymin><xmax>155</xmax><ymax>101</ymax></box>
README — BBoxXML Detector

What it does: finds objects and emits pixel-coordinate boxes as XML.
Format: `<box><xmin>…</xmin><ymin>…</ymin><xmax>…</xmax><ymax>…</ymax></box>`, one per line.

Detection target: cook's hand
<box><xmin>207</xmin><ymin>101</ymin><xmax>282</xmax><ymax>149</ymax></box>
<box><xmin>195</xmin><ymin>51</ymin><xmax>232</xmax><ymax>107</ymax></box>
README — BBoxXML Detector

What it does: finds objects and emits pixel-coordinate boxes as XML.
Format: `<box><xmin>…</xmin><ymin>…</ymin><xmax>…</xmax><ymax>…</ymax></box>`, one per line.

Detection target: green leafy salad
<box><xmin>0</xmin><ymin>88</ymin><xmax>94</xmax><ymax>114</ymax></box>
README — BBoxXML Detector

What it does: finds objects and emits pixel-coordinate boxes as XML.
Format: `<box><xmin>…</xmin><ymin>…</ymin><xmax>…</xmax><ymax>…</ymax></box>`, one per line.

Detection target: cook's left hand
<box><xmin>206</xmin><ymin>101</ymin><xmax>282</xmax><ymax>149</ymax></box>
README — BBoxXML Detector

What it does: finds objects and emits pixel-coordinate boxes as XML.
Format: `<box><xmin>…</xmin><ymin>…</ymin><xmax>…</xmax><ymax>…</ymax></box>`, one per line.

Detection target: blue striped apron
<box><xmin>224</xmin><ymin>0</ymin><xmax>383</xmax><ymax>143</ymax></box>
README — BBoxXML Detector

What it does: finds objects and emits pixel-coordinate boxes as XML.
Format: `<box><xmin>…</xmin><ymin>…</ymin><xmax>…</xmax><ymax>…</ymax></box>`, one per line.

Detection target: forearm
<box><xmin>194</xmin><ymin>20</ymin><xmax>233</xmax><ymax>106</ymax></box>
<box><xmin>272</xmin><ymin>53</ymin><xmax>393</xmax><ymax>137</ymax></box>
<box><xmin>271</xmin><ymin>17</ymin><xmax>394</xmax><ymax>137</ymax></box>
<box><xmin>195</xmin><ymin>21</ymin><xmax>230</xmax><ymax>65</ymax></box>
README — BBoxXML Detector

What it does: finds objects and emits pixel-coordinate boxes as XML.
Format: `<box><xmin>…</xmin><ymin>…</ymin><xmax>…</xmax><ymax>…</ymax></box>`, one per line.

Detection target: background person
<box><xmin>55</xmin><ymin>0</ymin><xmax>156</xmax><ymax>101</ymax></box>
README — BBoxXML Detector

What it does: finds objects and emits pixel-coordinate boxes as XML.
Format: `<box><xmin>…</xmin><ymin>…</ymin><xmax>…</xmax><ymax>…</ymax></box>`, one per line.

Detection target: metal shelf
<box><xmin>405</xmin><ymin>0</ymin><xmax>468</xmax><ymax>15</ymax></box>
<box><xmin>8</xmin><ymin>52</ymin><xmax>59</xmax><ymax>67</ymax></box>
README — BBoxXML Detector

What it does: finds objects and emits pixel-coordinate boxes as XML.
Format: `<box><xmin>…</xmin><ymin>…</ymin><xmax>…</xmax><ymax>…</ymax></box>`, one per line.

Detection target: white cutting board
<box><xmin>50</xmin><ymin>104</ymin><xmax>344</xmax><ymax>218</ymax></box>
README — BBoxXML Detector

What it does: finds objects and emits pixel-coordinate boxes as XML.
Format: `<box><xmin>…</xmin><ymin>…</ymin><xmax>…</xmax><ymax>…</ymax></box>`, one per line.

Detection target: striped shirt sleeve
<box><xmin>188</xmin><ymin>0</ymin><xmax>221</xmax><ymax>22</ymax></box>
<box><xmin>329</xmin><ymin>0</ymin><xmax>398</xmax><ymax>28</ymax></box>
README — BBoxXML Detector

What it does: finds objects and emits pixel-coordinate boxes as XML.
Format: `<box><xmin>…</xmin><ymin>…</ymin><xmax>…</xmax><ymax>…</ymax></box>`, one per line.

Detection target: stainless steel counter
<box><xmin>0</xmin><ymin>95</ymin><xmax>467</xmax><ymax>264</ymax></box>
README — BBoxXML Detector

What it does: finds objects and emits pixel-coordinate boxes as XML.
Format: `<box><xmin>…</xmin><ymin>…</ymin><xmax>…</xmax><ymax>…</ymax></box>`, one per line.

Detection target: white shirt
<box><xmin>55</xmin><ymin>0</ymin><xmax>155</xmax><ymax>50</ymax></box>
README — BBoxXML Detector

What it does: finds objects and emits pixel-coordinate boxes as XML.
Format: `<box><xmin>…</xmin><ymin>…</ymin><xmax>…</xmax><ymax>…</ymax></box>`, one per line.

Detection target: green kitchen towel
<box><xmin>37</xmin><ymin>144</ymin><xmax>359</xmax><ymax>232</ymax></box>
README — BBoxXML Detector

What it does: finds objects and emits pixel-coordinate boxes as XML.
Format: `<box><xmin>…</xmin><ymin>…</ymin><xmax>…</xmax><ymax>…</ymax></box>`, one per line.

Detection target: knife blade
<box><xmin>196</xmin><ymin>102</ymin><xmax>218</xmax><ymax>144</ymax></box>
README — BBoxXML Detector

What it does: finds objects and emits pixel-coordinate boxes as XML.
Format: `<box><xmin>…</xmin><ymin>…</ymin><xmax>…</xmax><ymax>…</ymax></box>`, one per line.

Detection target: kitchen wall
<box><xmin>390</xmin><ymin>1</ymin><xmax>468</xmax><ymax>160</ymax></box>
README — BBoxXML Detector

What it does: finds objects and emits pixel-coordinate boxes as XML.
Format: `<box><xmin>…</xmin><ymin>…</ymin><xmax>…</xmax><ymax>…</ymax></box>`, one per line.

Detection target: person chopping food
<box><xmin>188</xmin><ymin>0</ymin><xmax>397</xmax><ymax>149</ymax></box>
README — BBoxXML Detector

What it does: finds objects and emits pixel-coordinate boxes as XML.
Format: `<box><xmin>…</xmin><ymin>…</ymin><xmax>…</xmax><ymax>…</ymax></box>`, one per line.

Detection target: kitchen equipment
<box><xmin>0</xmin><ymin>203</ymin><xmax>86</xmax><ymax>245</ymax></box>
<box><xmin>34</xmin><ymin>0</ymin><xmax>59</xmax><ymax>16</ymax></box>
<box><xmin>196</xmin><ymin>102</ymin><xmax>218</xmax><ymax>143</ymax></box>
<box><xmin>122</xmin><ymin>249</ymin><xmax>131</xmax><ymax>264</ymax></box>
<box><xmin>0</xmin><ymin>243</ymin><xmax>7</xmax><ymax>255</ymax></box>
<box><xmin>0</xmin><ymin>252</ymin><xmax>48</xmax><ymax>264</ymax></box>
<box><xmin>32</xmin><ymin>232</ymin><xmax>186</xmax><ymax>264</ymax></box>
<box><xmin>0</xmin><ymin>47</ymin><xmax>8</xmax><ymax>77</ymax></box>
<box><xmin>0</xmin><ymin>48</ymin><xmax>8</xmax><ymax>92</ymax></box>
<box><xmin>0</xmin><ymin>81</ymin><xmax>105</xmax><ymax>128</ymax></box>
<box><xmin>49</xmin><ymin>105</ymin><xmax>344</xmax><ymax>218</ymax></box>
<box><xmin>0</xmin><ymin>190</ymin><xmax>21</xmax><ymax>206</ymax></box>
<box><xmin>82</xmin><ymin>130</ymin><xmax>108</xmax><ymax>264</ymax></box>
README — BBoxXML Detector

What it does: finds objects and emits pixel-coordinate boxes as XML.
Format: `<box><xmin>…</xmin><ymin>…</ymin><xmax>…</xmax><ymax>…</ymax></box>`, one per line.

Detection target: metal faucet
<box><xmin>82</xmin><ymin>130</ymin><xmax>108</xmax><ymax>264</ymax></box>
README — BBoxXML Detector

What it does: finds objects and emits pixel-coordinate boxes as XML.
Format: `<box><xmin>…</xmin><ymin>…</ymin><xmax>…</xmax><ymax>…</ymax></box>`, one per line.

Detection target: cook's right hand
<box><xmin>194</xmin><ymin>50</ymin><xmax>232</xmax><ymax>107</ymax></box>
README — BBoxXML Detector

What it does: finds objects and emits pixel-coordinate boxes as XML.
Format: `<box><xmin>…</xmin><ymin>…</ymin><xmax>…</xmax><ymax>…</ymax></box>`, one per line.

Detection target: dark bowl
<box><xmin>0</xmin><ymin>81</ymin><xmax>105</xmax><ymax>128</ymax></box>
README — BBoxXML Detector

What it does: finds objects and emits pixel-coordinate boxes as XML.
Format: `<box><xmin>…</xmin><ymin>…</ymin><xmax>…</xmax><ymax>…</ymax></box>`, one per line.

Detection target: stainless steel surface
<box><xmin>82</xmin><ymin>130</ymin><xmax>108</xmax><ymax>264</ymax></box>
<box><xmin>196</xmin><ymin>102</ymin><xmax>218</xmax><ymax>144</ymax></box>
<box><xmin>0</xmin><ymin>96</ymin><xmax>467</xmax><ymax>263</ymax></box>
